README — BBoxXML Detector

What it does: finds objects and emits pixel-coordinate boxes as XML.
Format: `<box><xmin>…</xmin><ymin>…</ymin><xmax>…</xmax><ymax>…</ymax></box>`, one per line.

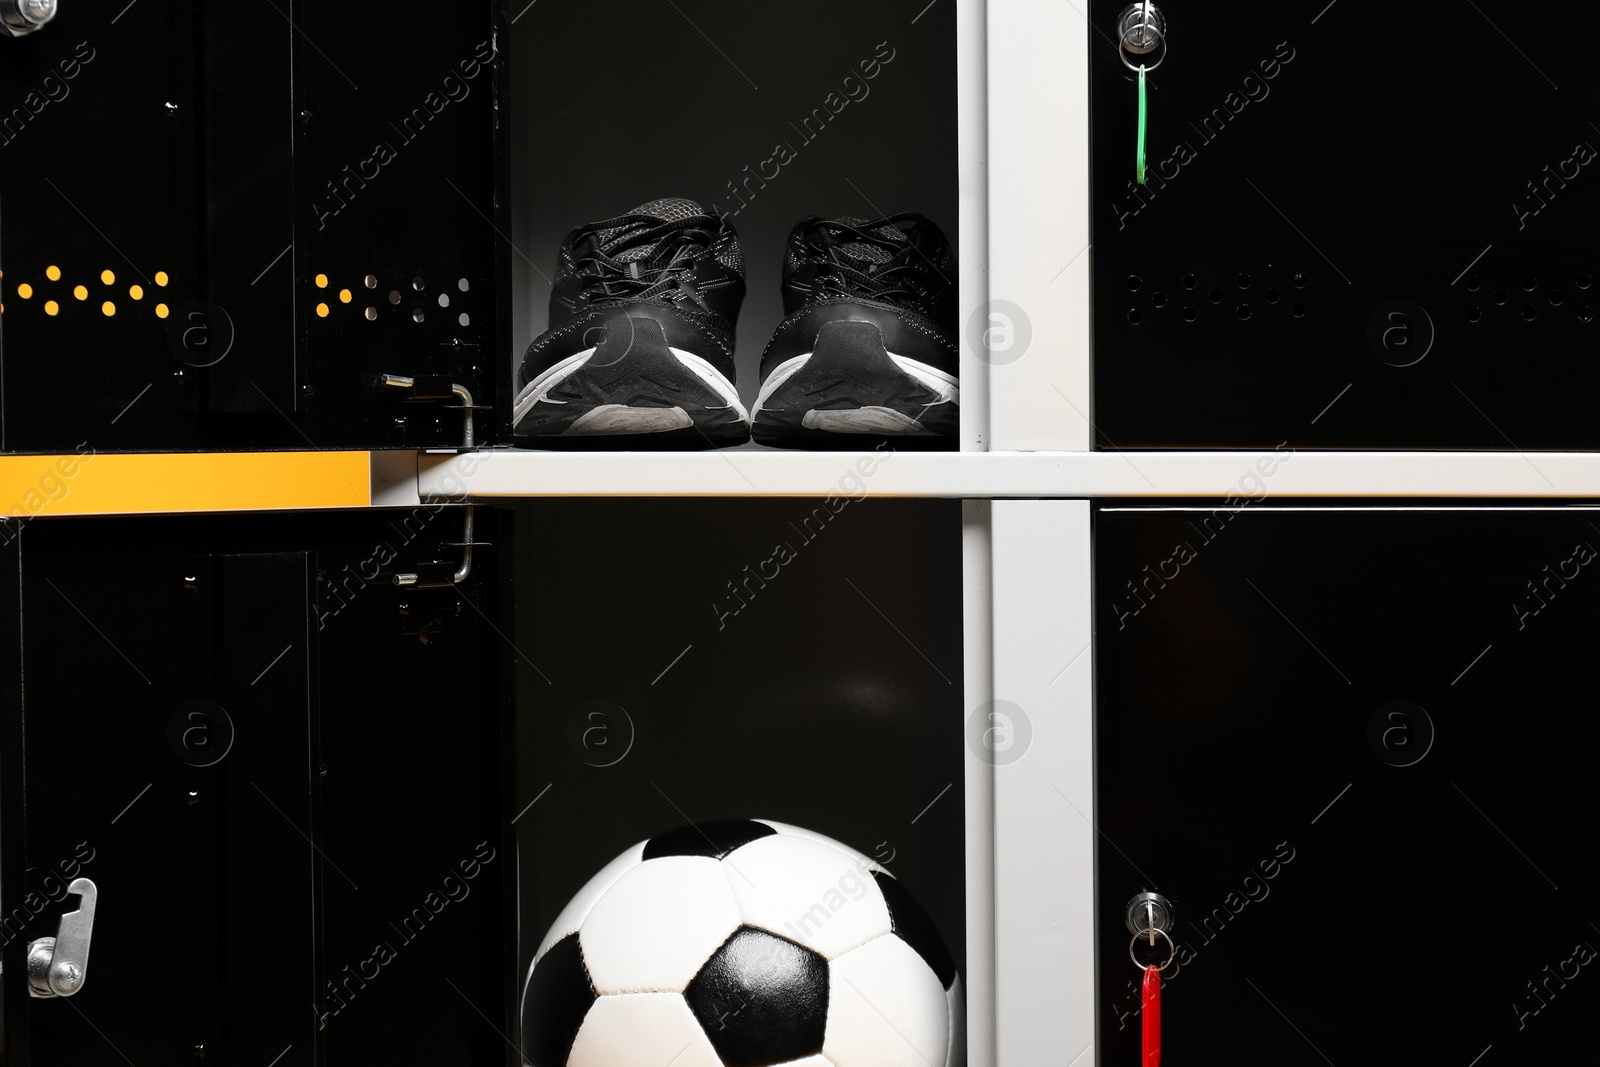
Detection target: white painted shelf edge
<box><xmin>397</xmin><ymin>449</ymin><xmax>1600</xmax><ymax>502</ymax></box>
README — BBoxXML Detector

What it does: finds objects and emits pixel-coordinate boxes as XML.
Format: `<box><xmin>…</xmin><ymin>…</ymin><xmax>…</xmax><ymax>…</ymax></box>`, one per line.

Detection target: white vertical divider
<box><xmin>958</xmin><ymin>0</ymin><xmax>991</xmax><ymax>453</ymax></box>
<box><xmin>985</xmin><ymin>0</ymin><xmax>1093</xmax><ymax>451</ymax></box>
<box><xmin>961</xmin><ymin>499</ymin><xmax>996</xmax><ymax>1067</ymax></box>
<box><xmin>990</xmin><ymin>500</ymin><xmax>1096</xmax><ymax>1063</ymax></box>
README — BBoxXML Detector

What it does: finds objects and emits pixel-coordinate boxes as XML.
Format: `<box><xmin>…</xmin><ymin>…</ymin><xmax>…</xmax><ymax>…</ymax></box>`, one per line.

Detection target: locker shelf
<box><xmin>10</xmin><ymin>449</ymin><xmax>1598</xmax><ymax>515</ymax></box>
<box><xmin>412</xmin><ymin>448</ymin><xmax>1600</xmax><ymax>501</ymax></box>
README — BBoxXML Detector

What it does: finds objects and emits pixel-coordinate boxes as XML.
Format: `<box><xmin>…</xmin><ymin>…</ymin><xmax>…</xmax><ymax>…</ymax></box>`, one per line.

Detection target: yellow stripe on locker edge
<box><xmin>0</xmin><ymin>451</ymin><xmax>372</xmax><ymax>519</ymax></box>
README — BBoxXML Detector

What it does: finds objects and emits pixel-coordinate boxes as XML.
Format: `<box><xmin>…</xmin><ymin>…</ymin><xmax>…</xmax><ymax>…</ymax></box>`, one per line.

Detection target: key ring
<box><xmin>1119</xmin><ymin>32</ymin><xmax>1167</xmax><ymax>74</ymax></box>
<box><xmin>1129</xmin><ymin>926</ymin><xmax>1176</xmax><ymax>971</ymax></box>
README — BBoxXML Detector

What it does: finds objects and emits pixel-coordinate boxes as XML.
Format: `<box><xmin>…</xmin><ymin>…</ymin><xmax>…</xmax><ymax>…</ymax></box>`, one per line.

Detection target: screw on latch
<box><xmin>54</xmin><ymin>962</ymin><xmax>82</xmax><ymax>993</ymax></box>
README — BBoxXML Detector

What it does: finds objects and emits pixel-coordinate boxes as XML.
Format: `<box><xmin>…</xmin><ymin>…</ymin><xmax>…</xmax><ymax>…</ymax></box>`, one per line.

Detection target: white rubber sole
<box><xmin>513</xmin><ymin>346</ymin><xmax>749</xmax><ymax>432</ymax></box>
<box><xmin>800</xmin><ymin>407</ymin><xmax>931</xmax><ymax>434</ymax></box>
<box><xmin>750</xmin><ymin>352</ymin><xmax>960</xmax><ymax>423</ymax></box>
<box><xmin>565</xmin><ymin>406</ymin><xmax>694</xmax><ymax>435</ymax></box>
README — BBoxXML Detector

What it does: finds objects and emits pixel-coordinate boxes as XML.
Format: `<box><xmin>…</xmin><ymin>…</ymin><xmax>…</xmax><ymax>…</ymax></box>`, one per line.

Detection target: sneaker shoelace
<box><xmin>570</xmin><ymin>212</ymin><xmax>722</xmax><ymax>310</ymax></box>
<box><xmin>801</xmin><ymin>214</ymin><xmax>942</xmax><ymax>307</ymax></box>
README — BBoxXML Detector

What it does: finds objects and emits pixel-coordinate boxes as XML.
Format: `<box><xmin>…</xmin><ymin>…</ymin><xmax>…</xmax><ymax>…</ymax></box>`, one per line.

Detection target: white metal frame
<box><xmin>388</xmin><ymin>4</ymin><xmax>1600</xmax><ymax>1065</ymax></box>
<box><xmin>987</xmin><ymin>501</ymin><xmax>1096</xmax><ymax>1065</ymax></box>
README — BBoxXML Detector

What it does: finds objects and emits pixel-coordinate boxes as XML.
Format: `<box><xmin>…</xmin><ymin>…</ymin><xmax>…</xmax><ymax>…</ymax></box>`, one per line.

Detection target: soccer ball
<box><xmin>521</xmin><ymin>819</ymin><xmax>964</xmax><ymax>1066</ymax></box>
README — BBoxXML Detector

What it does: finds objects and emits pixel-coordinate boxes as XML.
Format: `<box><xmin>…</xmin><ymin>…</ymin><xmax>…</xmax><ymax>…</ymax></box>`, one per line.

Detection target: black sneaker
<box><xmin>751</xmin><ymin>214</ymin><xmax>959</xmax><ymax>448</ymax></box>
<box><xmin>514</xmin><ymin>198</ymin><xmax>749</xmax><ymax>447</ymax></box>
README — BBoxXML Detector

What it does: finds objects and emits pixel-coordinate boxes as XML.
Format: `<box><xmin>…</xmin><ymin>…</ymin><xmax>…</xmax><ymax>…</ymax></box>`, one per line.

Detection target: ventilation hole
<box><xmin>1523</xmin><ymin>276</ymin><xmax>1539</xmax><ymax>291</ymax></box>
<box><xmin>1127</xmin><ymin>308</ymin><xmax>1142</xmax><ymax>325</ymax></box>
<box><xmin>1236</xmin><ymin>304</ymin><xmax>1251</xmax><ymax>320</ymax></box>
<box><xmin>128</xmin><ymin>285</ymin><xmax>143</xmax><ymax>301</ymax></box>
<box><xmin>1151</xmin><ymin>291</ymin><xmax>1167</xmax><ymax>308</ymax></box>
<box><xmin>458</xmin><ymin>277</ymin><xmax>470</xmax><ymax>292</ymax></box>
<box><xmin>1207</xmin><ymin>288</ymin><xmax>1223</xmax><ymax>304</ymax></box>
<box><xmin>1126</xmin><ymin>274</ymin><xmax>1142</xmax><ymax>291</ymax></box>
<box><xmin>458</xmin><ymin>312</ymin><xmax>471</xmax><ymax>327</ymax></box>
<box><xmin>1292</xmin><ymin>272</ymin><xmax>1306</xmax><ymax>288</ymax></box>
<box><xmin>1467</xmin><ymin>307</ymin><xmax>1481</xmax><ymax>323</ymax></box>
<box><xmin>339</xmin><ymin>289</ymin><xmax>352</xmax><ymax>304</ymax></box>
<box><xmin>155</xmin><ymin>303</ymin><xmax>169</xmax><ymax>319</ymax></box>
<box><xmin>1182</xmin><ymin>306</ymin><xmax>1197</xmax><ymax>321</ymax></box>
<box><xmin>1237</xmin><ymin>273</ymin><xmax>1251</xmax><ymax>289</ymax></box>
<box><xmin>1264</xmin><ymin>288</ymin><xmax>1280</xmax><ymax>304</ymax></box>
<box><xmin>316</xmin><ymin>302</ymin><xmax>330</xmax><ymax>318</ymax></box>
<box><xmin>1466</xmin><ymin>275</ymin><xmax>1480</xmax><ymax>292</ymax></box>
<box><xmin>1292</xmin><ymin>303</ymin><xmax>1306</xmax><ymax>318</ymax></box>
<box><xmin>45</xmin><ymin>265</ymin><xmax>61</xmax><ymax>282</ymax></box>
<box><xmin>1522</xmin><ymin>306</ymin><xmax>1538</xmax><ymax>321</ymax></box>
<box><xmin>364</xmin><ymin>274</ymin><xmax>378</xmax><ymax>289</ymax></box>
<box><xmin>1182</xmin><ymin>273</ymin><xmax>1197</xmax><ymax>290</ymax></box>
<box><xmin>73</xmin><ymin>285</ymin><xmax>88</xmax><ymax>301</ymax></box>
<box><xmin>388</xmin><ymin>290</ymin><xmax>401</xmax><ymax>305</ymax></box>
<box><xmin>365</xmin><ymin>307</ymin><xmax>378</xmax><ymax>321</ymax></box>
<box><xmin>437</xmin><ymin>293</ymin><xmax>451</xmax><ymax>308</ymax></box>
<box><xmin>315</xmin><ymin>273</ymin><xmax>328</xmax><ymax>289</ymax></box>
<box><xmin>412</xmin><ymin>308</ymin><xmax>425</xmax><ymax>323</ymax></box>
<box><xmin>1580</xmin><ymin>306</ymin><xmax>1594</xmax><ymax>323</ymax></box>
<box><xmin>154</xmin><ymin>271</ymin><xmax>169</xmax><ymax>287</ymax></box>
<box><xmin>16</xmin><ymin>283</ymin><xmax>31</xmax><ymax>299</ymax></box>
<box><xmin>44</xmin><ymin>300</ymin><xmax>59</xmax><ymax>316</ymax></box>
<box><xmin>1578</xmin><ymin>274</ymin><xmax>1593</xmax><ymax>290</ymax></box>
<box><xmin>1493</xmin><ymin>290</ymin><xmax>1507</xmax><ymax>305</ymax></box>
<box><xmin>100</xmin><ymin>269</ymin><xmax>115</xmax><ymax>285</ymax></box>
<box><xmin>413</xmin><ymin>276</ymin><xmax>426</xmax><ymax>291</ymax></box>
<box><xmin>1550</xmin><ymin>290</ymin><xmax>1564</xmax><ymax>306</ymax></box>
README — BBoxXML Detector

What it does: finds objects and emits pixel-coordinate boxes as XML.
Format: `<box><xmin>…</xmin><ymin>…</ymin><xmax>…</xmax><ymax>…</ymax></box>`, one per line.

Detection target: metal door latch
<box><xmin>1</xmin><ymin>0</ymin><xmax>57</xmax><ymax>37</ymax></box>
<box><xmin>377</xmin><ymin>373</ymin><xmax>478</xmax><ymax>449</ymax></box>
<box><xmin>25</xmin><ymin>878</ymin><xmax>97</xmax><ymax>998</ymax></box>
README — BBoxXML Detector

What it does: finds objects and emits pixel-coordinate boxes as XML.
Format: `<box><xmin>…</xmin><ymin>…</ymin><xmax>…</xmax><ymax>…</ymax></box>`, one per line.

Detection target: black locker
<box><xmin>1095</xmin><ymin>505</ymin><xmax>1600</xmax><ymax>1063</ymax></box>
<box><xmin>0</xmin><ymin>1</ymin><xmax>510</xmax><ymax>454</ymax></box>
<box><xmin>1091</xmin><ymin>1</ymin><xmax>1600</xmax><ymax>449</ymax></box>
<box><xmin>0</xmin><ymin>508</ymin><xmax>516</xmax><ymax>1065</ymax></box>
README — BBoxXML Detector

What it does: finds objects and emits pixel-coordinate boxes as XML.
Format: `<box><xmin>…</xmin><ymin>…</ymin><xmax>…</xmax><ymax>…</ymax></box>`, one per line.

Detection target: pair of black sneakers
<box><xmin>513</xmin><ymin>198</ymin><xmax>959</xmax><ymax>449</ymax></box>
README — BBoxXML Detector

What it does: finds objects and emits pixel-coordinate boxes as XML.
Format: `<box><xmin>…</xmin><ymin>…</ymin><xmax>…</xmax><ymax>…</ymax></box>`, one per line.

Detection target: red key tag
<box><xmin>1126</xmin><ymin>892</ymin><xmax>1174</xmax><ymax>1067</ymax></box>
<box><xmin>1141</xmin><ymin>963</ymin><xmax>1161</xmax><ymax>1066</ymax></box>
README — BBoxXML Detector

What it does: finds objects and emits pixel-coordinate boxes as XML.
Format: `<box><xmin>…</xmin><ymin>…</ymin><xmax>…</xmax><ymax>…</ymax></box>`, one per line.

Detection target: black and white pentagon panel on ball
<box><xmin>522</xmin><ymin>819</ymin><xmax>964</xmax><ymax>1067</ymax></box>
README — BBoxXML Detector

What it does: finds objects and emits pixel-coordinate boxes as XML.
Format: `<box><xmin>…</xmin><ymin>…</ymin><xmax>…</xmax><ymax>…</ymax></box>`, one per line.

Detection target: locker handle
<box><xmin>378</xmin><ymin>374</ymin><xmax>477</xmax><ymax>448</ymax></box>
<box><xmin>25</xmin><ymin>878</ymin><xmax>97</xmax><ymax>998</ymax></box>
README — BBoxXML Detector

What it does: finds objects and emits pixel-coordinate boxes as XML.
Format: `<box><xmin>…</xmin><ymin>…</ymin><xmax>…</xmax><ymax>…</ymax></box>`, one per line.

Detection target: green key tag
<box><xmin>1136</xmin><ymin>64</ymin><xmax>1148</xmax><ymax>185</ymax></box>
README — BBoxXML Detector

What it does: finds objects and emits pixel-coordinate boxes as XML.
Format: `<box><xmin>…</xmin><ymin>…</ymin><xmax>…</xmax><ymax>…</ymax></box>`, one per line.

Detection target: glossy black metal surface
<box><xmin>0</xmin><ymin>2</ymin><xmax>510</xmax><ymax>453</ymax></box>
<box><xmin>1096</xmin><ymin>505</ymin><xmax>1600</xmax><ymax>1063</ymax></box>
<box><xmin>1</xmin><ymin>509</ymin><xmax>515</xmax><ymax>1065</ymax></box>
<box><xmin>1092</xmin><ymin>1</ymin><xmax>1600</xmax><ymax>449</ymax></box>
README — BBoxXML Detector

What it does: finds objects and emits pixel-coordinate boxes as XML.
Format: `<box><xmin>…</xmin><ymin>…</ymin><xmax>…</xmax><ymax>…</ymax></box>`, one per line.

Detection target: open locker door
<box><xmin>0</xmin><ymin>507</ymin><xmax>515</xmax><ymax>1066</ymax></box>
<box><xmin>0</xmin><ymin>1</ymin><xmax>509</xmax><ymax>454</ymax></box>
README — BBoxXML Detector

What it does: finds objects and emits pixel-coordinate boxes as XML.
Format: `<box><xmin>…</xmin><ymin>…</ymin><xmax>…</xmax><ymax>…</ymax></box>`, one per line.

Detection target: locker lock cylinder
<box><xmin>1126</xmin><ymin>895</ymin><xmax>1177</xmax><ymax>966</ymax></box>
<box><xmin>1117</xmin><ymin>2</ymin><xmax>1167</xmax><ymax>71</ymax></box>
<box><xmin>0</xmin><ymin>0</ymin><xmax>57</xmax><ymax>37</ymax></box>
